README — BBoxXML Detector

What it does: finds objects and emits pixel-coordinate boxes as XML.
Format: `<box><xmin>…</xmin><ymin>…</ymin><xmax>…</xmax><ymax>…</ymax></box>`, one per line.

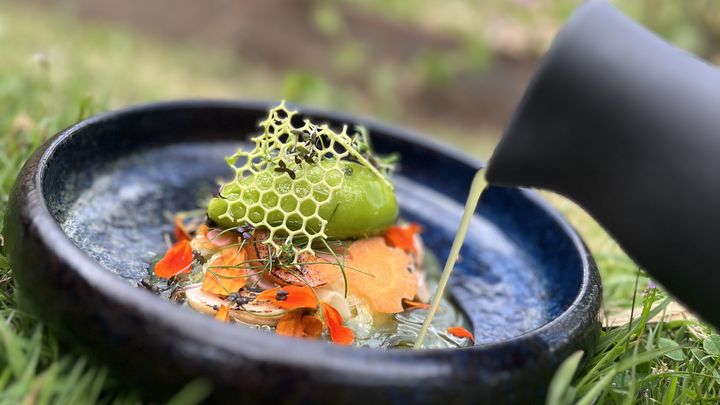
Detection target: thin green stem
<box><xmin>320</xmin><ymin>238</ymin><xmax>349</xmax><ymax>297</ymax></box>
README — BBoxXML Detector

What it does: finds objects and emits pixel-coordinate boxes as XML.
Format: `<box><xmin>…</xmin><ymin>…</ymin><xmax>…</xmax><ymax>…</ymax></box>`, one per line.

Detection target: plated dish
<box><xmin>144</xmin><ymin>103</ymin><xmax>472</xmax><ymax>348</ymax></box>
<box><xmin>3</xmin><ymin>100</ymin><xmax>600</xmax><ymax>403</ymax></box>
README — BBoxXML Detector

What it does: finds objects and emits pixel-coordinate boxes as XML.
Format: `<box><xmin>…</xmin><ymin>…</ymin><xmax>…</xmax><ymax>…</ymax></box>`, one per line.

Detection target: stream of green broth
<box><xmin>414</xmin><ymin>169</ymin><xmax>485</xmax><ymax>349</ymax></box>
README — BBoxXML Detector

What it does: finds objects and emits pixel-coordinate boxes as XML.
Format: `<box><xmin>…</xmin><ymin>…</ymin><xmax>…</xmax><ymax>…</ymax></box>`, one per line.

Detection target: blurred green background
<box><xmin>4</xmin><ymin>0</ymin><xmax>720</xmax><ymax>159</ymax></box>
<box><xmin>2</xmin><ymin>0</ymin><xmax>720</xmax><ymax>403</ymax></box>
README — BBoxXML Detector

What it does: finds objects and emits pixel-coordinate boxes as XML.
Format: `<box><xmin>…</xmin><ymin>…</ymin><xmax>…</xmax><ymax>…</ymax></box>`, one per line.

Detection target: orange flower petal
<box><xmin>447</xmin><ymin>326</ymin><xmax>475</xmax><ymax>343</ymax></box>
<box><xmin>276</xmin><ymin>311</ymin><xmax>323</xmax><ymax>339</ymax></box>
<box><xmin>174</xmin><ymin>217</ymin><xmax>191</xmax><ymax>242</ymax></box>
<box><xmin>154</xmin><ymin>240</ymin><xmax>193</xmax><ymax>279</ymax></box>
<box><xmin>321</xmin><ymin>303</ymin><xmax>354</xmax><ymax>345</ymax></box>
<box><xmin>402</xmin><ymin>299</ymin><xmax>430</xmax><ymax>310</ymax></box>
<box><xmin>384</xmin><ymin>223</ymin><xmax>422</xmax><ymax>254</ymax></box>
<box><xmin>255</xmin><ymin>285</ymin><xmax>318</xmax><ymax>310</ymax></box>
<box><xmin>214</xmin><ymin>305</ymin><xmax>230</xmax><ymax>323</ymax></box>
<box><xmin>201</xmin><ymin>246</ymin><xmax>249</xmax><ymax>296</ymax></box>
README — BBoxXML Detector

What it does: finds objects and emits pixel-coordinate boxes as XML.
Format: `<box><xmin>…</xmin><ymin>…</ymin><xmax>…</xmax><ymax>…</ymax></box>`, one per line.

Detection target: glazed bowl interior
<box><xmin>42</xmin><ymin>101</ymin><xmax>583</xmax><ymax>345</ymax></box>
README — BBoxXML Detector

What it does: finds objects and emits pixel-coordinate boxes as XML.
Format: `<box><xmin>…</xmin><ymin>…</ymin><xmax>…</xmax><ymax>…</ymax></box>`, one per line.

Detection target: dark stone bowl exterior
<box><xmin>3</xmin><ymin>100</ymin><xmax>601</xmax><ymax>403</ymax></box>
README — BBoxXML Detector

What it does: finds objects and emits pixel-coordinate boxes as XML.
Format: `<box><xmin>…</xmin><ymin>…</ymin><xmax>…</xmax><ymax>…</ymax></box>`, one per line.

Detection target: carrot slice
<box><xmin>201</xmin><ymin>246</ymin><xmax>249</xmax><ymax>296</ymax></box>
<box><xmin>321</xmin><ymin>303</ymin><xmax>354</xmax><ymax>345</ymax></box>
<box><xmin>254</xmin><ymin>285</ymin><xmax>318</xmax><ymax>310</ymax></box>
<box><xmin>154</xmin><ymin>240</ymin><xmax>193</xmax><ymax>279</ymax></box>
<box><xmin>447</xmin><ymin>326</ymin><xmax>475</xmax><ymax>343</ymax></box>
<box><xmin>384</xmin><ymin>223</ymin><xmax>422</xmax><ymax>254</ymax></box>
<box><xmin>345</xmin><ymin>237</ymin><xmax>417</xmax><ymax>313</ymax></box>
<box><xmin>214</xmin><ymin>305</ymin><xmax>231</xmax><ymax>323</ymax></box>
<box><xmin>276</xmin><ymin>312</ymin><xmax>323</xmax><ymax>339</ymax></box>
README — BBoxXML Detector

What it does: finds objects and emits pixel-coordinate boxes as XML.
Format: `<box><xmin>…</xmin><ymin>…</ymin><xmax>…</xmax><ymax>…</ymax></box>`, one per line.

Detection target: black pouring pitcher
<box><xmin>486</xmin><ymin>0</ymin><xmax>720</xmax><ymax>327</ymax></box>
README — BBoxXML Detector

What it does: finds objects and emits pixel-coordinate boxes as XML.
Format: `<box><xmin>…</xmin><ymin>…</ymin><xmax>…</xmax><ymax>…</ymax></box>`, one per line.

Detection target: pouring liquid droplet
<box><xmin>414</xmin><ymin>169</ymin><xmax>486</xmax><ymax>348</ymax></box>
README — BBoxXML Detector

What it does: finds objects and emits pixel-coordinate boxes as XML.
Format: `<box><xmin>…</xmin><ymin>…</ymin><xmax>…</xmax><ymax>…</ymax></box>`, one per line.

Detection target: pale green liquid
<box><xmin>414</xmin><ymin>169</ymin><xmax>486</xmax><ymax>349</ymax></box>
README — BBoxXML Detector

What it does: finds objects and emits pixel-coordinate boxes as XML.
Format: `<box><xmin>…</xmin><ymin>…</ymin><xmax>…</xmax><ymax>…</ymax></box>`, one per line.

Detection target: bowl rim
<box><xmin>14</xmin><ymin>98</ymin><xmax>599</xmax><ymax>375</ymax></box>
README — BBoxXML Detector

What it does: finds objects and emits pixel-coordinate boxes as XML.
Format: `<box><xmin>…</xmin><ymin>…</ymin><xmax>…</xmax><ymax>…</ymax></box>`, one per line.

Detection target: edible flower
<box><xmin>255</xmin><ymin>285</ymin><xmax>318</xmax><ymax>310</ymax></box>
<box><xmin>254</xmin><ymin>288</ymin><xmax>353</xmax><ymax>344</ymax></box>
<box><xmin>447</xmin><ymin>326</ymin><xmax>475</xmax><ymax>343</ymax></box>
<box><xmin>402</xmin><ymin>299</ymin><xmax>430</xmax><ymax>310</ymax></box>
<box><xmin>174</xmin><ymin>217</ymin><xmax>191</xmax><ymax>242</ymax></box>
<box><xmin>201</xmin><ymin>246</ymin><xmax>249</xmax><ymax>295</ymax></box>
<box><xmin>154</xmin><ymin>240</ymin><xmax>193</xmax><ymax>279</ymax></box>
<box><xmin>214</xmin><ymin>305</ymin><xmax>231</xmax><ymax>322</ymax></box>
<box><xmin>276</xmin><ymin>312</ymin><xmax>323</xmax><ymax>339</ymax></box>
<box><xmin>384</xmin><ymin>223</ymin><xmax>422</xmax><ymax>254</ymax></box>
<box><xmin>321</xmin><ymin>303</ymin><xmax>354</xmax><ymax>345</ymax></box>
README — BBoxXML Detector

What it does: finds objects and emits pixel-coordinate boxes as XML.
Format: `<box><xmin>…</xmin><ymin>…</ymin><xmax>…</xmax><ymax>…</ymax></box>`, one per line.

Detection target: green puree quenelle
<box><xmin>208</xmin><ymin>160</ymin><xmax>398</xmax><ymax>240</ymax></box>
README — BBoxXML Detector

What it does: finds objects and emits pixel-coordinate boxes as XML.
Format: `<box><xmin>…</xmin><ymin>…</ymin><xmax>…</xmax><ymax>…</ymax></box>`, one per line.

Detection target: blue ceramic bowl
<box><xmin>3</xmin><ymin>100</ymin><xmax>601</xmax><ymax>403</ymax></box>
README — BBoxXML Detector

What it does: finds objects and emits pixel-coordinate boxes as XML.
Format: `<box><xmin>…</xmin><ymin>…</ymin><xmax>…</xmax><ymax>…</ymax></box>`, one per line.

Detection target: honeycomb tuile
<box><xmin>217</xmin><ymin>102</ymin><xmax>387</xmax><ymax>257</ymax></box>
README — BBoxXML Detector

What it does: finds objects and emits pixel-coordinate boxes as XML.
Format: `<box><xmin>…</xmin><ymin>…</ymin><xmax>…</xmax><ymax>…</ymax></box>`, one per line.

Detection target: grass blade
<box><xmin>546</xmin><ymin>351</ymin><xmax>583</xmax><ymax>405</ymax></box>
<box><xmin>165</xmin><ymin>379</ymin><xmax>213</xmax><ymax>405</ymax></box>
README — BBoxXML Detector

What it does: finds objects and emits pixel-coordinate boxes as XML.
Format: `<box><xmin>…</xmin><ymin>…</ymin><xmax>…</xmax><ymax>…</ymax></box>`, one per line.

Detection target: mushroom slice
<box><xmin>185</xmin><ymin>284</ymin><xmax>225</xmax><ymax>316</ymax></box>
<box><xmin>191</xmin><ymin>225</ymin><xmax>242</xmax><ymax>259</ymax></box>
<box><xmin>268</xmin><ymin>251</ymin><xmax>343</xmax><ymax>287</ymax></box>
<box><xmin>247</xmin><ymin>229</ymin><xmax>271</xmax><ymax>261</ymax></box>
<box><xmin>249</xmin><ymin>229</ymin><xmax>344</xmax><ymax>288</ymax></box>
<box><xmin>185</xmin><ymin>285</ymin><xmax>286</xmax><ymax>326</ymax></box>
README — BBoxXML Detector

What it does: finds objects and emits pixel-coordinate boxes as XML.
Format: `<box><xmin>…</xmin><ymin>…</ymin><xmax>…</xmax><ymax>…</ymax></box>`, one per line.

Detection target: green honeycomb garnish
<box><xmin>211</xmin><ymin>102</ymin><xmax>392</xmax><ymax>255</ymax></box>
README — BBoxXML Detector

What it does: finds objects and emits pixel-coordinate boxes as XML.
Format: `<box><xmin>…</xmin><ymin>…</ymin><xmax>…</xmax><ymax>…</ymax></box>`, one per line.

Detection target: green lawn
<box><xmin>1</xmin><ymin>4</ymin><xmax>719</xmax><ymax>404</ymax></box>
